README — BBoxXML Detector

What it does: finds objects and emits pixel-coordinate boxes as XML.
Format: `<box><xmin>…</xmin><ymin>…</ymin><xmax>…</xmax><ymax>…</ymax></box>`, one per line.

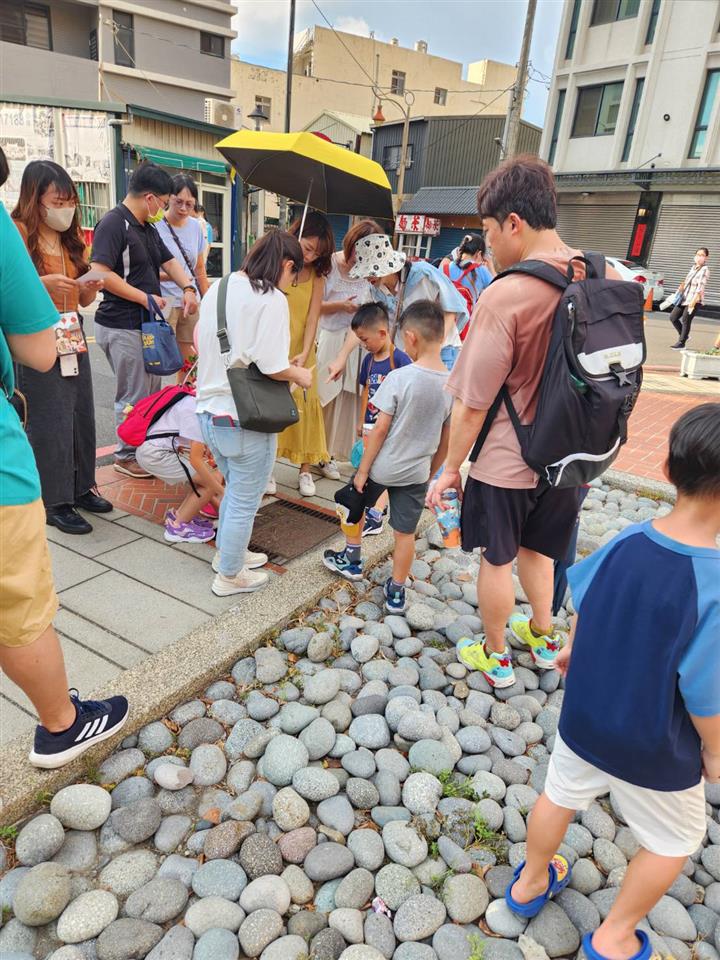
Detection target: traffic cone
<box><xmin>643</xmin><ymin>287</ymin><xmax>653</xmax><ymax>320</ymax></box>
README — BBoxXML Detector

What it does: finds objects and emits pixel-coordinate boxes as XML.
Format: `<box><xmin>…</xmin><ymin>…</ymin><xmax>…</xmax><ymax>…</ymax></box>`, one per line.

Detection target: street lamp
<box><xmin>247</xmin><ymin>104</ymin><xmax>269</xmax><ymax>131</ymax></box>
<box><xmin>372</xmin><ymin>87</ymin><xmax>416</xmax><ymax>220</ymax></box>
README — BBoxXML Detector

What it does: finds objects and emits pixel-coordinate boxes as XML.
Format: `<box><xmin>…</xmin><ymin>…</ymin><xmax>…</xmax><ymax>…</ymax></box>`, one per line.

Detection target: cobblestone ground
<box><xmin>1</xmin><ymin>480</ymin><xmax>718</xmax><ymax>960</ymax></box>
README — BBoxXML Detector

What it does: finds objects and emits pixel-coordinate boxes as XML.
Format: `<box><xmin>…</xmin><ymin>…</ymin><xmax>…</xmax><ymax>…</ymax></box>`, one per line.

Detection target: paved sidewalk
<box><xmin>0</xmin><ymin>459</ymin><xmax>350</xmax><ymax>747</ymax></box>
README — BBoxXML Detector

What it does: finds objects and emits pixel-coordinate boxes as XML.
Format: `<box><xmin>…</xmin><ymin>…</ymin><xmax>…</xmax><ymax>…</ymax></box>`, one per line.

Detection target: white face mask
<box><xmin>42</xmin><ymin>205</ymin><xmax>76</xmax><ymax>233</ymax></box>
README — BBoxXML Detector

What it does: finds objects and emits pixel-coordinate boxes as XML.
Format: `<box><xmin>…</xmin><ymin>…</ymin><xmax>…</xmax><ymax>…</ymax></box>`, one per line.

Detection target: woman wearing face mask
<box><xmin>11</xmin><ymin>160</ymin><xmax>110</xmax><ymax>535</ymax></box>
<box><xmin>156</xmin><ymin>174</ymin><xmax>209</xmax><ymax>375</ymax></box>
<box><xmin>668</xmin><ymin>247</ymin><xmax>710</xmax><ymax>349</ymax></box>
<box><xmin>271</xmin><ymin>212</ymin><xmax>334</xmax><ymax>498</ymax></box>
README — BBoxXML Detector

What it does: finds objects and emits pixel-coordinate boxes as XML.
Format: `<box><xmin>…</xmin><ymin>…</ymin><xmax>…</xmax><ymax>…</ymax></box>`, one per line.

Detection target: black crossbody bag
<box><xmin>216</xmin><ymin>274</ymin><xmax>299</xmax><ymax>433</ymax></box>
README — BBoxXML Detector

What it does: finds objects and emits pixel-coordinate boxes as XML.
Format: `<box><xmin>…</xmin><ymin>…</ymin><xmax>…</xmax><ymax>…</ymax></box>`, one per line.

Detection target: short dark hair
<box><xmin>242</xmin><ymin>228</ymin><xmax>304</xmax><ymax>294</ymax></box>
<box><xmin>128</xmin><ymin>162</ymin><xmax>173</xmax><ymax>197</ymax></box>
<box><xmin>170</xmin><ymin>173</ymin><xmax>199</xmax><ymax>201</ymax></box>
<box><xmin>351</xmin><ymin>302</ymin><xmax>389</xmax><ymax>332</ymax></box>
<box><xmin>398</xmin><ymin>298</ymin><xmax>444</xmax><ymax>343</ymax></box>
<box><xmin>477</xmin><ymin>154</ymin><xmax>557</xmax><ymax>230</ymax></box>
<box><xmin>698</xmin><ymin>247</ymin><xmax>709</xmax><ymax>257</ymax></box>
<box><xmin>288</xmin><ymin>211</ymin><xmax>335</xmax><ymax>277</ymax></box>
<box><xmin>667</xmin><ymin>403</ymin><xmax>720</xmax><ymax>498</ymax></box>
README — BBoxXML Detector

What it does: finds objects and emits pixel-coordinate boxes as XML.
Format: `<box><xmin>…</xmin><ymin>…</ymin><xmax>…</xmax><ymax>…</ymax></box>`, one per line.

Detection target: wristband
<box><xmin>182</xmin><ymin>285</ymin><xmax>196</xmax><ymax>294</ymax></box>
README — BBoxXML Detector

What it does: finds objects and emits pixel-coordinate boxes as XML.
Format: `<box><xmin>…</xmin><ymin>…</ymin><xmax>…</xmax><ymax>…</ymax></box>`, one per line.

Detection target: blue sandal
<box><xmin>505</xmin><ymin>855</ymin><xmax>572</xmax><ymax>918</ymax></box>
<box><xmin>582</xmin><ymin>931</ymin><xmax>651</xmax><ymax>960</ymax></box>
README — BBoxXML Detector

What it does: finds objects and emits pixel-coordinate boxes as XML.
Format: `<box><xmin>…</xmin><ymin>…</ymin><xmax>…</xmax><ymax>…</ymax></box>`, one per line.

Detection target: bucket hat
<box><xmin>348</xmin><ymin>234</ymin><xmax>407</xmax><ymax>280</ymax></box>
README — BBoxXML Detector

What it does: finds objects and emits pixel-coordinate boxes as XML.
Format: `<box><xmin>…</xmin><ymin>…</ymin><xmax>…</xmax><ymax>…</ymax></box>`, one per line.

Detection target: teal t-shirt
<box><xmin>0</xmin><ymin>205</ymin><xmax>59</xmax><ymax>506</ymax></box>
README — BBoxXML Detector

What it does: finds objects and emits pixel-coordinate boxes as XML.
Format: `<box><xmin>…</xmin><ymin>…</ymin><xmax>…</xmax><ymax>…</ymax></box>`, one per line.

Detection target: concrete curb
<box><xmin>0</xmin><ymin>517</ymin><xmax>436</xmax><ymax>826</ymax></box>
<box><xmin>604</xmin><ymin>467</ymin><xmax>676</xmax><ymax>502</ymax></box>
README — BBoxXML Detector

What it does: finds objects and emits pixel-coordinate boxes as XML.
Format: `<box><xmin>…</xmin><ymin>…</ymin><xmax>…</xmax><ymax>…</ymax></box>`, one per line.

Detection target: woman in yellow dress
<box><xmin>273</xmin><ymin>212</ymin><xmax>334</xmax><ymax>497</ymax></box>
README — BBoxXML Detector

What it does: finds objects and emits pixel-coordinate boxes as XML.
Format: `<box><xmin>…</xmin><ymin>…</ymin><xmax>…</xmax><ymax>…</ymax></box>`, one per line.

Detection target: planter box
<box><xmin>679</xmin><ymin>350</ymin><xmax>720</xmax><ymax>380</ymax></box>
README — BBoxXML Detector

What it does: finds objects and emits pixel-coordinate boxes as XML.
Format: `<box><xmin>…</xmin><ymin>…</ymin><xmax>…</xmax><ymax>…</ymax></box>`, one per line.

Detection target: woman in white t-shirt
<box><xmin>195</xmin><ymin>230</ymin><xmax>312</xmax><ymax>597</ymax></box>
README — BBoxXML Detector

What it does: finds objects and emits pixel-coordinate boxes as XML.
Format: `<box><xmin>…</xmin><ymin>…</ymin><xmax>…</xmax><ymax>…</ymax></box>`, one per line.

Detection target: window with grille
<box><xmin>398</xmin><ymin>234</ymin><xmax>432</xmax><ymax>259</ymax></box>
<box><xmin>112</xmin><ymin>10</ymin><xmax>134</xmax><ymax>67</ymax></box>
<box><xmin>201</xmin><ymin>32</ymin><xmax>224</xmax><ymax>58</ymax></box>
<box><xmin>255</xmin><ymin>96</ymin><xmax>271</xmax><ymax>121</ymax></box>
<box><xmin>390</xmin><ymin>70</ymin><xmax>406</xmax><ymax>95</ymax></box>
<box><xmin>383</xmin><ymin>143</ymin><xmax>413</xmax><ymax>171</ymax></box>
<box><xmin>0</xmin><ymin>1</ymin><xmax>51</xmax><ymax>49</ymax></box>
<box><xmin>689</xmin><ymin>69</ymin><xmax>720</xmax><ymax>159</ymax></box>
<box><xmin>434</xmin><ymin>87</ymin><xmax>447</xmax><ymax>106</ymax></box>
<box><xmin>571</xmin><ymin>81</ymin><xmax>624</xmax><ymax>137</ymax></box>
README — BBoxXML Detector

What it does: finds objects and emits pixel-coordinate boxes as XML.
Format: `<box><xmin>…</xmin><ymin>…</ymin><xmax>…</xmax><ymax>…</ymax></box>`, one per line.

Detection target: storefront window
<box><xmin>398</xmin><ymin>234</ymin><xmax>432</xmax><ymax>259</ymax></box>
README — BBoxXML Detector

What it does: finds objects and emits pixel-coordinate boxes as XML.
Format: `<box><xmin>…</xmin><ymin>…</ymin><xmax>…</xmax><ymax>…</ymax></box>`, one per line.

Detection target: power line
<box><xmin>425</xmin><ymin>83</ymin><xmax>516</xmax><ymax>150</ymax></box>
<box><xmin>310</xmin><ymin>0</ymin><xmax>380</xmax><ymax>90</ymax></box>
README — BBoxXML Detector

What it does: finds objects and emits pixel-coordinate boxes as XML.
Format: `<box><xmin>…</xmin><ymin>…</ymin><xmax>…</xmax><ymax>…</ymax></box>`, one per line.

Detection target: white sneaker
<box><xmin>212</xmin><ymin>567</ymin><xmax>268</xmax><ymax>596</ymax></box>
<box><xmin>298</xmin><ymin>472</ymin><xmax>316</xmax><ymax>497</ymax></box>
<box><xmin>212</xmin><ymin>550</ymin><xmax>268</xmax><ymax>573</ymax></box>
<box><xmin>320</xmin><ymin>460</ymin><xmax>341</xmax><ymax>481</ymax></box>
<box><xmin>266</xmin><ymin>476</ymin><xmax>277</xmax><ymax>495</ymax></box>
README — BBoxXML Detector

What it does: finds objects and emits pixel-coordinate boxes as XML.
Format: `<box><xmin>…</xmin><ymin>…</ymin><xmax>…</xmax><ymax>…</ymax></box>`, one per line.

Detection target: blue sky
<box><xmin>231</xmin><ymin>0</ymin><xmax>565</xmax><ymax>128</ymax></box>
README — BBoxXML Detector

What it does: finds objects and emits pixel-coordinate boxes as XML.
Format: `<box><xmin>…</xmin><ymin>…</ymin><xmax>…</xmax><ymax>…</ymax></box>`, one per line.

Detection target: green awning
<box><xmin>133</xmin><ymin>145</ymin><xmax>229</xmax><ymax>175</ymax></box>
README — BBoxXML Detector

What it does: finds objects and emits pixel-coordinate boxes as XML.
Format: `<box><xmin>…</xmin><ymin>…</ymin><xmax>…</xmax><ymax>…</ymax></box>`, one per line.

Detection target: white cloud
<box><xmin>231</xmin><ymin>0</ymin><xmax>289</xmax><ymax>53</ymax></box>
<box><xmin>334</xmin><ymin>15</ymin><xmax>371</xmax><ymax>37</ymax></box>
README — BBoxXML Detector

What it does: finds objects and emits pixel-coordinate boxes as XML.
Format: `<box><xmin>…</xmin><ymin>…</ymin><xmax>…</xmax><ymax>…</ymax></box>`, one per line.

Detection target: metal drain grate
<box><xmin>248</xmin><ymin>498</ymin><xmax>338</xmax><ymax>565</ymax></box>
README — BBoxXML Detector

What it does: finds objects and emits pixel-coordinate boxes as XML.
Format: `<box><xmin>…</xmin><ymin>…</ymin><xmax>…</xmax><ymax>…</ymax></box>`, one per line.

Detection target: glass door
<box><xmin>201</xmin><ymin>185</ymin><xmax>230</xmax><ymax>278</ymax></box>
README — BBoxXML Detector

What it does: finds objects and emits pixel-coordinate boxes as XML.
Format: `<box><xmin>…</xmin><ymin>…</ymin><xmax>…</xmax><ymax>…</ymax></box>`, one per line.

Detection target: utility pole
<box><xmin>501</xmin><ymin>0</ymin><xmax>537</xmax><ymax>159</ymax></box>
<box><xmin>278</xmin><ymin>0</ymin><xmax>296</xmax><ymax>230</ymax></box>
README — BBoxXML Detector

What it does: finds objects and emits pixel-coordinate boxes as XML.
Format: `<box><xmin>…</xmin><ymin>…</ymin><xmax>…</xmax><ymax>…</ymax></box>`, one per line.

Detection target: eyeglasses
<box><xmin>172</xmin><ymin>198</ymin><xmax>196</xmax><ymax>209</ymax></box>
<box><xmin>151</xmin><ymin>194</ymin><xmax>170</xmax><ymax>211</ymax></box>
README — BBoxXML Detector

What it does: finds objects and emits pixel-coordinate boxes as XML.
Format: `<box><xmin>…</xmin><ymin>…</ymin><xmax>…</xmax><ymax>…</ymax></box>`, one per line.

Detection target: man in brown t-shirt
<box><xmin>430</xmin><ymin>156</ymin><xmax>612</xmax><ymax>690</ymax></box>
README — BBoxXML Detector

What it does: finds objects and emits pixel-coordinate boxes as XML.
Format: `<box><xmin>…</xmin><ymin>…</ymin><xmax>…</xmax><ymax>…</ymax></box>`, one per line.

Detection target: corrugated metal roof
<box><xmin>400</xmin><ymin>186</ymin><xmax>479</xmax><ymax>215</ymax></box>
<box><xmin>304</xmin><ymin>111</ymin><xmax>373</xmax><ymax>135</ymax></box>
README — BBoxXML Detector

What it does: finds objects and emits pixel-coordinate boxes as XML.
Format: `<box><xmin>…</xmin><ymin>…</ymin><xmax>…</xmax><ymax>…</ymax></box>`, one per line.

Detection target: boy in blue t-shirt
<box><xmin>352</xmin><ymin>302</ymin><xmax>411</xmax><ymax>536</ymax></box>
<box><xmin>504</xmin><ymin>403</ymin><xmax>720</xmax><ymax>960</ymax></box>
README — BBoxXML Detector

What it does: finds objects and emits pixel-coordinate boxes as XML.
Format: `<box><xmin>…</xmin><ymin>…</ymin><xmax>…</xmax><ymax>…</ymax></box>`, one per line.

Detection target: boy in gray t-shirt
<box><xmin>324</xmin><ymin>300</ymin><xmax>452</xmax><ymax>613</ymax></box>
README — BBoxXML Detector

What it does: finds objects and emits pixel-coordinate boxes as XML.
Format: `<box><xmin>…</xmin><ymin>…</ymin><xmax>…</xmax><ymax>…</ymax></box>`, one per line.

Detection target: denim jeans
<box><xmin>440</xmin><ymin>345</ymin><xmax>460</xmax><ymax>371</ymax></box>
<box><xmin>198</xmin><ymin>413</ymin><xmax>276</xmax><ymax>577</ymax></box>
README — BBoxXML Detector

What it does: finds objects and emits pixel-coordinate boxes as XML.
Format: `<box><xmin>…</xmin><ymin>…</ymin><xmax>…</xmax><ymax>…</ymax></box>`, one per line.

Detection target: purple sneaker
<box><xmin>164</xmin><ymin>516</ymin><xmax>215</xmax><ymax>543</ymax></box>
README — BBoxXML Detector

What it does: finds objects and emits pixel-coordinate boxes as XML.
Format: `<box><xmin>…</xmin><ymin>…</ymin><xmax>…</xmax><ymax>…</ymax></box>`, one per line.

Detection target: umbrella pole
<box><xmin>298</xmin><ymin>179</ymin><xmax>313</xmax><ymax>238</ymax></box>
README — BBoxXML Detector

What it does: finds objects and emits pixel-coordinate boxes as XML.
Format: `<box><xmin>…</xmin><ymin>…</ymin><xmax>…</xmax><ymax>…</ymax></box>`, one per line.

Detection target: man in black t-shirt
<box><xmin>91</xmin><ymin>163</ymin><xmax>198</xmax><ymax>477</ymax></box>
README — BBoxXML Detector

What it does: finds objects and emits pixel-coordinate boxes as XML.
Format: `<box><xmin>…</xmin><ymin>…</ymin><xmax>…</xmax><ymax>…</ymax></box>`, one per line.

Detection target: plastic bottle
<box><xmin>433</xmin><ymin>489</ymin><xmax>461</xmax><ymax>548</ymax></box>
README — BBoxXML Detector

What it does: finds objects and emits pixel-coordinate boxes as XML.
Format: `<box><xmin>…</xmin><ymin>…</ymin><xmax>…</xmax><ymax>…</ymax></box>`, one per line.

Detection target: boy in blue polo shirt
<box><xmin>505</xmin><ymin>403</ymin><xmax>720</xmax><ymax>960</ymax></box>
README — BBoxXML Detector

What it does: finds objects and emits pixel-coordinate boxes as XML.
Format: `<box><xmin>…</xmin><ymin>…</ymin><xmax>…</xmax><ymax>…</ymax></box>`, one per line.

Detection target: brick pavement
<box><xmin>615</xmin><ymin>390</ymin><xmax>709</xmax><ymax>481</ymax></box>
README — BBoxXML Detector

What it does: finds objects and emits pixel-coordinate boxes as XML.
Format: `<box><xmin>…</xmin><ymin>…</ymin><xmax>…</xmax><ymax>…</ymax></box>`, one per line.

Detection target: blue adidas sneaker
<box><xmin>362</xmin><ymin>509</ymin><xmax>386</xmax><ymax>537</ymax></box>
<box><xmin>29</xmin><ymin>690</ymin><xmax>129</xmax><ymax>769</ymax></box>
<box><xmin>323</xmin><ymin>548</ymin><xmax>363</xmax><ymax>582</ymax></box>
<box><xmin>383</xmin><ymin>578</ymin><xmax>407</xmax><ymax>613</ymax></box>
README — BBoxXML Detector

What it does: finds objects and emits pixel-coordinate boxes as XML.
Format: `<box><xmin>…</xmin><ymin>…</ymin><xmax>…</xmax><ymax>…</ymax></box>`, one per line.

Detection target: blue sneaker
<box><xmin>383</xmin><ymin>578</ymin><xmax>407</xmax><ymax>613</ymax></box>
<box><xmin>29</xmin><ymin>690</ymin><xmax>129</xmax><ymax>769</ymax></box>
<box><xmin>362</xmin><ymin>509</ymin><xmax>385</xmax><ymax>537</ymax></box>
<box><xmin>323</xmin><ymin>549</ymin><xmax>363</xmax><ymax>582</ymax></box>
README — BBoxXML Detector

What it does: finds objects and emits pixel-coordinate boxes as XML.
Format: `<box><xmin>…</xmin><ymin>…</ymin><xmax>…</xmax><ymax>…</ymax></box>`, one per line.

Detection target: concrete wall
<box><xmin>51</xmin><ymin>0</ymin><xmax>96</xmax><ymax>58</ymax></box>
<box><xmin>543</xmin><ymin>0</ymin><xmax>720</xmax><ymax>172</ymax></box>
<box><xmin>0</xmin><ymin>42</ymin><xmax>98</xmax><ymax>101</ymax></box>
<box><xmin>232</xmin><ymin>28</ymin><xmax>514</xmax><ymax>134</ymax></box>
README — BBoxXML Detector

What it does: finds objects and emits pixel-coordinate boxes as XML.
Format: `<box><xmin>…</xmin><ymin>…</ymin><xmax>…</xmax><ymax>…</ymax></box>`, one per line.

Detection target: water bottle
<box><xmin>434</xmin><ymin>489</ymin><xmax>461</xmax><ymax>548</ymax></box>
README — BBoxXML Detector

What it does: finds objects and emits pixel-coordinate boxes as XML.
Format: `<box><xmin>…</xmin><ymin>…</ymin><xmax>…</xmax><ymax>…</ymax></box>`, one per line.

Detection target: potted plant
<box><xmin>680</xmin><ymin>348</ymin><xmax>720</xmax><ymax>380</ymax></box>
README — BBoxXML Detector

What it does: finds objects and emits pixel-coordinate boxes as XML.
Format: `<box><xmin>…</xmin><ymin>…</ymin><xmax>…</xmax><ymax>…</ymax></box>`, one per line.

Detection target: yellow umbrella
<box><xmin>215</xmin><ymin>130</ymin><xmax>394</xmax><ymax>223</ymax></box>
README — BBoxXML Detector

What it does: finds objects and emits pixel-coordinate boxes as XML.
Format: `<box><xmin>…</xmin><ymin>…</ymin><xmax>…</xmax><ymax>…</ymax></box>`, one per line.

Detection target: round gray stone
<box><xmin>273</xmin><ymin>786</ymin><xmax>310</xmax><ymax>831</ymax></box>
<box><xmin>407</xmin><ymin>740</ymin><xmax>453</xmax><ymax>776</ymax></box>
<box><xmin>261</xmin><ymin>934</ymin><xmax>308</xmax><ymax>960</ymax></box>
<box><xmin>189</xmin><ymin>744</ymin><xmax>227</xmax><ymax>786</ymax></box>
<box><xmin>300</xmin><ymin>717</ymin><xmax>337</xmax><ymax>760</ymax></box>
<box><xmin>13</xmin><ymin>862</ymin><xmax>71</xmax><ymax>926</ymax></box>
<box><xmin>292</xmin><ymin>767</ymin><xmax>341</xmax><ymax>801</ymax></box>
<box><xmin>382</xmin><ymin>821</ymin><xmax>428</xmax><ymax>867</ymax></box>
<box><xmin>51</xmin><ymin>784</ymin><xmax>112</xmax><ymax>831</ymax></box>
<box><xmin>394</xmin><ymin>893</ymin><xmax>447</xmax><ymax>941</ymax></box>
<box><xmin>304</xmin><ymin>842</ymin><xmax>355</xmax><ymax>882</ymax></box>
<box><xmin>56</xmin><ymin>889</ymin><xmax>119</xmax><ymax>943</ymax></box>
<box><xmin>15</xmin><ymin>814</ymin><xmax>65</xmax><ymax>866</ymax></box>
<box><xmin>648</xmin><ymin>895</ymin><xmax>697</xmax><ymax>941</ymax></box>
<box><xmin>525</xmin><ymin>900</ymin><xmax>581</xmax><ymax>958</ymax></box>
<box><xmin>239</xmin><ymin>832</ymin><xmax>283</xmax><ymax>878</ymax></box>
<box><xmin>443</xmin><ymin>873</ymin><xmax>489</xmax><ymax>923</ymax></box>
<box><xmin>342</xmin><ymin>748</ymin><xmax>377</xmax><ymax>778</ymax></box>
<box><xmin>240</xmin><ymin>875</ymin><xmax>291</xmax><ymax>914</ymax></box>
<box><xmin>238</xmin><ymin>908</ymin><xmax>283</xmax><ymax>956</ymax></box>
<box><xmin>318</xmin><ymin>795</ymin><xmax>356</xmax><ymax>835</ymax></box>
<box><xmin>334</xmin><ymin>867</ymin><xmax>375</xmax><ymax>909</ymax></box>
<box><xmin>184</xmin><ymin>896</ymin><xmax>245</xmax><ymax>936</ymax></box>
<box><xmin>263</xmin><ymin>734</ymin><xmax>310</xmax><ymax>787</ymax></box>
<box><xmin>304</xmin><ymin>670</ymin><xmax>343</xmax><ymax>705</ymax></box>
<box><xmin>111</xmin><ymin>797</ymin><xmax>162</xmax><ymax>844</ymax></box>
<box><xmin>347</xmin><ymin>828</ymin><xmax>385</xmax><ymax>871</ymax></box>
<box><xmin>349</xmin><ymin>714</ymin><xmax>391</xmax><ymax>749</ymax></box>
<box><xmin>311</xmin><ymin>927</ymin><xmax>347</xmax><ymax>960</ymax></box>
<box><xmin>124</xmin><ymin>878</ymin><xmax>188</xmax><ymax>923</ymax></box>
<box><xmin>98</xmin><ymin>850</ymin><xmax>158</xmax><ymax>897</ymax></box>
<box><xmin>193</xmin><ymin>927</ymin><xmax>240</xmax><ymax>960</ymax></box>
<box><xmin>192</xmin><ymin>859</ymin><xmax>248</xmax><ymax>900</ymax></box>
<box><xmin>347</xmin><ymin>777</ymin><xmax>380</xmax><ymax>810</ymax></box>
<box><xmin>95</xmin><ymin>918</ymin><xmax>163</xmax><ymax>960</ymax></box>
<box><xmin>375</xmin><ymin>863</ymin><xmax>420</xmax><ymax>910</ymax></box>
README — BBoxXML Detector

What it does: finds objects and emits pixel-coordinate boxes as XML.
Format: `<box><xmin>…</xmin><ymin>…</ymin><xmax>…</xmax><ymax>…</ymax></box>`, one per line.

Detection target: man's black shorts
<box><xmin>460</xmin><ymin>477</ymin><xmax>581</xmax><ymax>566</ymax></box>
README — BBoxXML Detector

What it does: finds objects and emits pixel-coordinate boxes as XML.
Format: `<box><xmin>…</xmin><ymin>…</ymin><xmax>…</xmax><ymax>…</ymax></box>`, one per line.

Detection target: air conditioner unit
<box><xmin>204</xmin><ymin>98</ymin><xmax>235</xmax><ymax>128</ymax></box>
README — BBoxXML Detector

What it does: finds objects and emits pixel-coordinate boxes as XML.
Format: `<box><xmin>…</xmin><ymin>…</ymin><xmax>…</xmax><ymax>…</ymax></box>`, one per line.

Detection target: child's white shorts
<box><xmin>545</xmin><ymin>734</ymin><xmax>706</xmax><ymax>857</ymax></box>
<box><xmin>136</xmin><ymin>443</ymin><xmax>195</xmax><ymax>485</ymax></box>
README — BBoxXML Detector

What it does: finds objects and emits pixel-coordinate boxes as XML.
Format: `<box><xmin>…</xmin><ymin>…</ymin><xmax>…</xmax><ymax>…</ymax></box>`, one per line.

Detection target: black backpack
<box><xmin>470</xmin><ymin>252</ymin><xmax>645</xmax><ymax>488</ymax></box>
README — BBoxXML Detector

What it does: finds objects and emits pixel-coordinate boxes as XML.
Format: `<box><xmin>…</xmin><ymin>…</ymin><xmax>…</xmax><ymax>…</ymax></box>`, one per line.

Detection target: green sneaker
<box><xmin>509</xmin><ymin>614</ymin><xmax>563</xmax><ymax>670</ymax></box>
<box><xmin>456</xmin><ymin>637</ymin><xmax>516</xmax><ymax>688</ymax></box>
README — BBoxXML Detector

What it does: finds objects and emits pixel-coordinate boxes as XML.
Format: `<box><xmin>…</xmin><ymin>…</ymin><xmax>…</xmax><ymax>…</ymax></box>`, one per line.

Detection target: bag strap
<box><xmin>492</xmin><ymin>259</ymin><xmax>569</xmax><ymax>290</ymax></box>
<box><xmin>164</xmin><ymin>219</ymin><xmax>198</xmax><ymax>286</ymax></box>
<box><xmin>145</xmin><ymin>294</ymin><xmax>166</xmax><ymax>322</ymax></box>
<box><xmin>390</xmin><ymin>262</ymin><xmax>412</xmax><ymax>342</ymax></box>
<box><xmin>216</xmin><ymin>273</ymin><xmax>232</xmax><ymax>354</ymax></box>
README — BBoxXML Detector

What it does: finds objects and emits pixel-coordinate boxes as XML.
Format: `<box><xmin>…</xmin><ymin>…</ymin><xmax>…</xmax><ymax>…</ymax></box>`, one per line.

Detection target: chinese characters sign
<box><xmin>395</xmin><ymin>214</ymin><xmax>441</xmax><ymax>236</ymax></box>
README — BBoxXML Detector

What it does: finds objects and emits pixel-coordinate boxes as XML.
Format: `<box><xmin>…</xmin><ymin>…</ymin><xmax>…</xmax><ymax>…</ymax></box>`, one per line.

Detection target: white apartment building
<box><xmin>541</xmin><ymin>0</ymin><xmax>720</xmax><ymax>307</ymax></box>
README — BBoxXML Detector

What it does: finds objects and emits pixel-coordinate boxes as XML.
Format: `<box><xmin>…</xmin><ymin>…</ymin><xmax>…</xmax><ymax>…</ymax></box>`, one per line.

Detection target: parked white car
<box><xmin>605</xmin><ymin>257</ymin><xmax>665</xmax><ymax>303</ymax></box>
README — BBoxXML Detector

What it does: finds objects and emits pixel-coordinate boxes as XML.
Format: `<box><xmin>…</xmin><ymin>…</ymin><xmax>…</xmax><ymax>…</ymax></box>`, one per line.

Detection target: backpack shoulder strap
<box><xmin>574</xmin><ymin>251</ymin><xmax>606</xmax><ymax>280</ymax></box>
<box><xmin>216</xmin><ymin>273</ymin><xmax>232</xmax><ymax>354</ymax></box>
<box><xmin>492</xmin><ymin>259</ymin><xmax>569</xmax><ymax>290</ymax></box>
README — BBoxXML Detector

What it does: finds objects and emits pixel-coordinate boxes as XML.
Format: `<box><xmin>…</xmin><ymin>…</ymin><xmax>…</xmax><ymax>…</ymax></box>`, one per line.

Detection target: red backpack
<box><xmin>117</xmin><ymin>384</ymin><xmax>195</xmax><ymax>447</ymax></box>
<box><xmin>441</xmin><ymin>260</ymin><xmax>479</xmax><ymax>340</ymax></box>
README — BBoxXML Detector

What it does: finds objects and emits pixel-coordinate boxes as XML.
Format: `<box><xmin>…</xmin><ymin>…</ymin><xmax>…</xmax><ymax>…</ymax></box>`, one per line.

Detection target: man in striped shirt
<box><xmin>670</xmin><ymin>247</ymin><xmax>710</xmax><ymax>349</ymax></box>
